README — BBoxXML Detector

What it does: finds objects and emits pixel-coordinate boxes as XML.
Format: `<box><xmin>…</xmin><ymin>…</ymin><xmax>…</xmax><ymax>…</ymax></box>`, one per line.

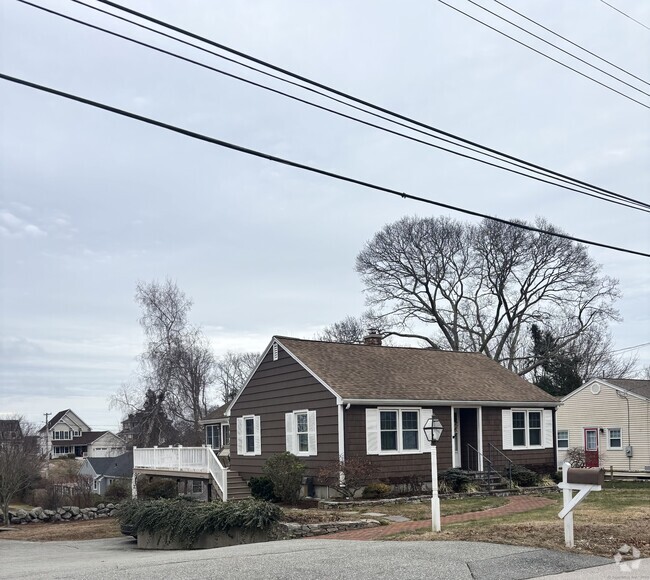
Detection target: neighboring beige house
<box><xmin>556</xmin><ymin>378</ymin><xmax>650</xmax><ymax>472</ymax></box>
<box><xmin>39</xmin><ymin>409</ymin><xmax>126</xmax><ymax>459</ymax></box>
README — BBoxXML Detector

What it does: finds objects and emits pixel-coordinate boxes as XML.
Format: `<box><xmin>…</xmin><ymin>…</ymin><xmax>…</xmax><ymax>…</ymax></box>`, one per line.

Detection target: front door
<box><xmin>584</xmin><ymin>428</ymin><xmax>599</xmax><ymax>467</ymax></box>
<box><xmin>453</xmin><ymin>410</ymin><xmax>461</xmax><ymax>467</ymax></box>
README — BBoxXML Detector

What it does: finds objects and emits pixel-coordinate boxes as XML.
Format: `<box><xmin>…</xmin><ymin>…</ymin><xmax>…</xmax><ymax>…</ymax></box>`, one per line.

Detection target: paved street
<box><xmin>1</xmin><ymin>536</ymin><xmax>635</xmax><ymax>580</ymax></box>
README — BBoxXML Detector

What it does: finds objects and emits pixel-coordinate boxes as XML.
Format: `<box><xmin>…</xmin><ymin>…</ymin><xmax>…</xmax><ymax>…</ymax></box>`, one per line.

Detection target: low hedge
<box><xmin>117</xmin><ymin>498</ymin><xmax>282</xmax><ymax>549</ymax></box>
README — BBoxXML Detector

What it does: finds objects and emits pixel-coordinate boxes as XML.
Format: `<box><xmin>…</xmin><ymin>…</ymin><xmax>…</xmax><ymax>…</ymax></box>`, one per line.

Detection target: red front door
<box><xmin>584</xmin><ymin>428</ymin><xmax>599</xmax><ymax>467</ymax></box>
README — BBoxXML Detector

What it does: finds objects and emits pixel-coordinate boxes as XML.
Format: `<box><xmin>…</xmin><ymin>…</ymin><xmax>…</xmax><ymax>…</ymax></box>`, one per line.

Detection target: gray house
<box><xmin>80</xmin><ymin>451</ymin><xmax>133</xmax><ymax>495</ymax></box>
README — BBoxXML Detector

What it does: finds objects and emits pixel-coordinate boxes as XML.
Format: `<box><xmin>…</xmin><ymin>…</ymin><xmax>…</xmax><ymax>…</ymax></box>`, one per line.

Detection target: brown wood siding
<box><xmin>482</xmin><ymin>407</ymin><xmax>556</xmax><ymax>472</ymax></box>
<box><xmin>343</xmin><ymin>406</ymin><xmax>454</xmax><ymax>483</ymax></box>
<box><xmin>229</xmin><ymin>345</ymin><xmax>339</xmax><ymax>480</ymax></box>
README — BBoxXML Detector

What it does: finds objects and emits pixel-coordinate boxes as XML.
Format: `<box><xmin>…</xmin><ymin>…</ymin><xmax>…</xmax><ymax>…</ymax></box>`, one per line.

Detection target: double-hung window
<box><xmin>285</xmin><ymin>410</ymin><xmax>317</xmax><ymax>456</ymax></box>
<box><xmin>367</xmin><ymin>408</ymin><xmax>429</xmax><ymax>455</ymax></box>
<box><xmin>608</xmin><ymin>428</ymin><xmax>622</xmax><ymax>449</ymax></box>
<box><xmin>206</xmin><ymin>424</ymin><xmax>221</xmax><ymax>449</ymax></box>
<box><xmin>503</xmin><ymin>409</ymin><xmax>552</xmax><ymax>450</ymax></box>
<box><xmin>236</xmin><ymin>415</ymin><xmax>261</xmax><ymax>456</ymax></box>
<box><xmin>557</xmin><ymin>430</ymin><xmax>569</xmax><ymax>449</ymax></box>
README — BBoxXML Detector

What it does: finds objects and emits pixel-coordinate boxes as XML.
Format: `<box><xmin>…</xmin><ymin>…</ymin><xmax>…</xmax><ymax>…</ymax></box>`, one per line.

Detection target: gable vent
<box><xmin>272</xmin><ymin>342</ymin><xmax>279</xmax><ymax>361</ymax></box>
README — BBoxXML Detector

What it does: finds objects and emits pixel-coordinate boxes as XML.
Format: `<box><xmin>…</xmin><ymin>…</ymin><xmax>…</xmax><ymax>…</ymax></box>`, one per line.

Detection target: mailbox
<box><xmin>566</xmin><ymin>467</ymin><xmax>605</xmax><ymax>486</ymax></box>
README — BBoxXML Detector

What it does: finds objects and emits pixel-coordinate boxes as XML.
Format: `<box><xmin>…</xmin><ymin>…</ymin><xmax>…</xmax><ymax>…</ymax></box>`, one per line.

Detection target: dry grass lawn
<box><xmin>390</xmin><ymin>484</ymin><xmax>650</xmax><ymax>558</ymax></box>
<box><xmin>0</xmin><ymin>518</ymin><xmax>122</xmax><ymax>542</ymax></box>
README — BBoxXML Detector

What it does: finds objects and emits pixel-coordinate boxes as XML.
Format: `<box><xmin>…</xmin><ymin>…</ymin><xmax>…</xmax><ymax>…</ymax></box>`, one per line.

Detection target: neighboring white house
<box><xmin>39</xmin><ymin>409</ymin><xmax>126</xmax><ymax>459</ymax></box>
<box><xmin>80</xmin><ymin>451</ymin><xmax>133</xmax><ymax>495</ymax></box>
<box><xmin>556</xmin><ymin>378</ymin><xmax>650</xmax><ymax>473</ymax></box>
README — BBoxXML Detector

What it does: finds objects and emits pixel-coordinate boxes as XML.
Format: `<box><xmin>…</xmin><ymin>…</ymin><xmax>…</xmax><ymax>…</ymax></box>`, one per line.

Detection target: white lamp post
<box><xmin>423</xmin><ymin>414</ymin><xmax>444</xmax><ymax>532</ymax></box>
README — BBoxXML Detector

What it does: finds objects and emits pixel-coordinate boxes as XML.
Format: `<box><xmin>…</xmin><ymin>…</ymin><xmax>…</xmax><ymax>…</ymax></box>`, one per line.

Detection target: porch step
<box><xmin>226</xmin><ymin>471</ymin><xmax>251</xmax><ymax>500</ymax></box>
<box><xmin>466</xmin><ymin>471</ymin><xmax>510</xmax><ymax>491</ymax></box>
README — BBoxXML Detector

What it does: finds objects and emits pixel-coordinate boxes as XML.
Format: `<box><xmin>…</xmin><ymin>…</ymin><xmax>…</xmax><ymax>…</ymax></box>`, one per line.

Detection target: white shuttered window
<box><xmin>236</xmin><ymin>415</ymin><xmax>261</xmax><ymax>456</ymax></box>
<box><xmin>502</xmin><ymin>409</ymin><xmax>554</xmax><ymax>450</ymax></box>
<box><xmin>285</xmin><ymin>410</ymin><xmax>317</xmax><ymax>456</ymax></box>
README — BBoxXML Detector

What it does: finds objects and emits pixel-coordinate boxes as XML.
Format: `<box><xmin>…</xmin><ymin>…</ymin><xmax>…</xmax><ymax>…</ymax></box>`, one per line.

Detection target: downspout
<box><xmin>616</xmin><ymin>390</ymin><xmax>632</xmax><ymax>471</ymax></box>
<box><xmin>338</xmin><ymin>403</ymin><xmax>346</xmax><ymax>488</ymax></box>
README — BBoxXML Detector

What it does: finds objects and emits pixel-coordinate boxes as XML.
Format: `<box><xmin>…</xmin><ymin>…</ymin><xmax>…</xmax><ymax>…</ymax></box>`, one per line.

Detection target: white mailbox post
<box><xmin>558</xmin><ymin>461</ymin><xmax>604</xmax><ymax>548</ymax></box>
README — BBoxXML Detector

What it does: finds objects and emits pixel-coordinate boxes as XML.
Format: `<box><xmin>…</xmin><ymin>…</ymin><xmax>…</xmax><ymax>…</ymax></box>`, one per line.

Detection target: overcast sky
<box><xmin>1</xmin><ymin>0</ymin><xmax>648</xmax><ymax>433</ymax></box>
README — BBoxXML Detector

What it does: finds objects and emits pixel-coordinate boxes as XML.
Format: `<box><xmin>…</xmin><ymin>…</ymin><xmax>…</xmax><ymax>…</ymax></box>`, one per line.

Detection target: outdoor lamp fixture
<box><xmin>423</xmin><ymin>415</ymin><xmax>444</xmax><ymax>532</ymax></box>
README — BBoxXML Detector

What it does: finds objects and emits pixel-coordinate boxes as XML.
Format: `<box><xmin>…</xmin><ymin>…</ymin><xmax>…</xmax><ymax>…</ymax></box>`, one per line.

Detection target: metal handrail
<box><xmin>488</xmin><ymin>443</ymin><xmax>513</xmax><ymax>488</ymax></box>
<box><xmin>466</xmin><ymin>443</ymin><xmax>495</xmax><ymax>491</ymax></box>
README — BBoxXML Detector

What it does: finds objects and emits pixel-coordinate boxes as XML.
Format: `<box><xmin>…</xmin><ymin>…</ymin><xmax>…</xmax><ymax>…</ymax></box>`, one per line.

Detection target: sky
<box><xmin>1</xmin><ymin>0</ymin><xmax>648</xmax><ymax>433</ymax></box>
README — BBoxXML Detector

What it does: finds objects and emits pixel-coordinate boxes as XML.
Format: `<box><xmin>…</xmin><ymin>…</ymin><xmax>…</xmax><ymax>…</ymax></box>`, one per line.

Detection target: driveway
<box><xmin>1</xmin><ymin>536</ymin><xmax>634</xmax><ymax>579</ymax></box>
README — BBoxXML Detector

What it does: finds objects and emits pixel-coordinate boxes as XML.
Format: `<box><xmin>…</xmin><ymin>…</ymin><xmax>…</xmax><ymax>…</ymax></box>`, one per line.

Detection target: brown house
<box><xmin>205</xmin><ymin>335</ymin><xmax>559</xmax><ymax>496</ymax></box>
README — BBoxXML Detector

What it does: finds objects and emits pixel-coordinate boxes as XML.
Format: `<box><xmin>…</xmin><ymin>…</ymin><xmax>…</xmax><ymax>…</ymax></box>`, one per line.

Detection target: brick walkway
<box><xmin>310</xmin><ymin>495</ymin><xmax>555</xmax><ymax>541</ymax></box>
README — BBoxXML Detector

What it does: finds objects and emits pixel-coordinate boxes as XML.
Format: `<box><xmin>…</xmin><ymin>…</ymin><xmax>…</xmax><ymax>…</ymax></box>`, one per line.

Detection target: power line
<box><xmin>468</xmin><ymin>0</ymin><xmax>650</xmax><ymax>96</ymax></box>
<box><xmin>610</xmin><ymin>341</ymin><xmax>650</xmax><ymax>354</ymax></box>
<box><xmin>600</xmin><ymin>0</ymin><xmax>650</xmax><ymax>31</ymax></box>
<box><xmin>493</xmin><ymin>0</ymin><xmax>650</xmax><ymax>88</ymax></box>
<box><xmin>436</xmin><ymin>0</ymin><xmax>650</xmax><ymax>109</ymax></box>
<box><xmin>22</xmin><ymin>0</ymin><xmax>650</xmax><ymax>214</ymax></box>
<box><xmin>87</xmin><ymin>0</ymin><xmax>648</xmax><ymax>211</ymax></box>
<box><xmin>2</xmin><ymin>72</ymin><xmax>648</xmax><ymax>258</ymax></box>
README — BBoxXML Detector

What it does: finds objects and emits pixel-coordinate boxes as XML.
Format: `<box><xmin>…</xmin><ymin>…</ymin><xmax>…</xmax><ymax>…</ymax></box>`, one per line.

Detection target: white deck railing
<box><xmin>133</xmin><ymin>446</ymin><xmax>228</xmax><ymax>501</ymax></box>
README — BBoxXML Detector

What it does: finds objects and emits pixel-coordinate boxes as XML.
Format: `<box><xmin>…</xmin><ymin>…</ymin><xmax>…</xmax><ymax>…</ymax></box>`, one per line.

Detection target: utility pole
<box><xmin>43</xmin><ymin>413</ymin><xmax>51</xmax><ymax>472</ymax></box>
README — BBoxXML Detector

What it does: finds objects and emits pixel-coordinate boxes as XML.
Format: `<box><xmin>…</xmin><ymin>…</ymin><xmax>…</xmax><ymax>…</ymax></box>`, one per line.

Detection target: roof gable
<box><xmin>40</xmin><ymin>410</ymin><xmax>91</xmax><ymax>433</ymax></box>
<box><xmin>85</xmin><ymin>452</ymin><xmax>133</xmax><ymax>477</ymax></box>
<box><xmin>563</xmin><ymin>378</ymin><xmax>650</xmax><ymax>403</ymax></box>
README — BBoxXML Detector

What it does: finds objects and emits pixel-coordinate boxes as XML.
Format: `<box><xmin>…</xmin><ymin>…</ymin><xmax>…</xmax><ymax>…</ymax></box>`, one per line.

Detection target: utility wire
<box><xmin>600</xmin><ymin>0</ymin><xmax>650</xmax><ymax>31</ymax></box>
<box><xmin>436</xmin><ymin>0</ymin><xmax>650</xmax><ymax>109</ymax></box>
<box><xmin>468</xmin><ymin>0</ymin><xmax>650</xmax><ymax>96</ymax></box>
<box><xmin>88</xmin><ymin>0</ymin><xmax>647</xmax><ymax>211</ymax></box>
<box><xmin>1</xmin><ymin>72</ymin><xmax>648</xmax><ymax>258</ymax></box>
<box><xmin>610</xmin><ymin>341</ymin><xmax>650</xmax><ymax>354</ymax></box>
<box><xmin>23</xmin><ymin>0</ymin><xmax>650</xmax><ymax>214</ymax></box>
<box><xmin>493</xmin><ymin>0</ymin><xmax>650</xmax><ymax>88</ymax></box>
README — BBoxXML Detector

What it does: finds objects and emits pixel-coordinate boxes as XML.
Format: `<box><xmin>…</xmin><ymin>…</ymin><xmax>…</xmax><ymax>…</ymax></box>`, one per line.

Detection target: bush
<box><xmin>117</xmin><ymin>498</ymin><xmax>282</xmax><ymax>549</ymax></box>
<box><xmin>317</xmin><ymin>457</ymin><xmax>378</xmax><ymax>500</ymax></box>
<box><xmin>361</xmin><ymin>482</ymin><xmax>392</xmax><ymax>499</ymax></box>
<box><xmin>106</xmin><ymin>481</ymin><xmax>131</xmax><ymax>502</ymax></box>
<box><xmin>510</xmin><ymin>465</ymin><xmax>540</xmax><ymax>487</ymax></box>
<box><xmin>438</xmin><ymin>469</ymin><xmax>472</xmax><ymax>493</ymax></box>
<box><xmin>248</xmin><ymin>476</ymin><xmax>277</xmax><ymax>502</ymax></box>
<box><xmin>137</xmin><ymin>477</ymin><xmax>178</xmax><ymax>500</ymax></box>
<box><xmin>262</xmin><ymin>452</ymin><xmax>305</xmax><ymax>504</ymax></box>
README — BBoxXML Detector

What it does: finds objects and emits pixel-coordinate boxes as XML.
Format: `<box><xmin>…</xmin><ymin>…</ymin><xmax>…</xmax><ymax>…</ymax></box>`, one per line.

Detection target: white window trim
<box><xmin>237</xmin><ymin>415</ymin><xmax>261</xmax><ymax>456</ymax></box>
<box><xmin>557</xmin><ymin>429</ymin><xmax>569</xmax><ymax>449</ymax></box>
<box><xmin>606</xmin><ymin>427</ymin><xmax>623</xmax><ymax>450</ymax></box>
<box><xmin>503</xmin><ymin>409</ymin><xmax>552</xmax><ymax>450</ymax></box>
<box><xmin>285</xmin><ymin>410</ymin><xmax>317</xmax><ymax>456</ymax></box>
<box><xmin>373</xmin><ymin>407</ymin><xmax>429</xmax><ymax>456</ymax></box>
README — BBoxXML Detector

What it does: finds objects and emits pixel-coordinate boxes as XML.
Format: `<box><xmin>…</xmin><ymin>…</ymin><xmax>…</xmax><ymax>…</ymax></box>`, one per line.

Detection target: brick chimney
<box><xmin>363</xmin><ymin>328</ymin><xmax>383</xmax><ymax>346</ymax></box>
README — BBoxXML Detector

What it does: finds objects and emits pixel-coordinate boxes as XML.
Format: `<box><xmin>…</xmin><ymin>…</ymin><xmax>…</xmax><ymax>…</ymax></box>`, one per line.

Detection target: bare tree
<box><xmin>0</xmin><ymin>417</ymin><xmax>46</xmax><ymax>526</ymax></box>
<box><xmin>316</xmin><ymin>315</ymin><xmax>367</xmax><ymax>344</ymax></box>
<box><xmin>215</xmin><ymin>351</ymin><xmax>260</xmax><ymax>403</ymax></box>
<box><xmin>112</xmin><ymin>279</ymin><xmax>217</xmax><ymax>445</ymax></box>
<box><xmin>356</xmin><ymin>216</ymin><xmax>620</xmax><ymax>374</ymax></box>
<box><xmin>568</xmin><ymin>326</ymin><xmax>638</xmax><ymax>380</ymax></box>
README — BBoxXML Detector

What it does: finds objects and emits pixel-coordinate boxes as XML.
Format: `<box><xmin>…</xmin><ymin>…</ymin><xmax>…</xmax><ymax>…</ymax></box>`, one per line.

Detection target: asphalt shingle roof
<box><xmin>86</xmin><ymin>452</ymin><xmax>133</xmax><ymax>478</ymax></box>
<box><xmin>603</xmin><ymin>378</ymin><xmax>650</xmax><ymax>401</ymax></box>
<box><xmin>276</xmin><ymin>337</ymin><xmax>558</xmax><ymax>404</ymax></box>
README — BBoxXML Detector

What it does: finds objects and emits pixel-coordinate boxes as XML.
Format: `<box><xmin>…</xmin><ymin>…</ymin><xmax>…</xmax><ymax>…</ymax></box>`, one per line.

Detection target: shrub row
<box><xmin>117</xmin><ymin>498</ymin><xmax>282</xmax><ymax>549</ymax></box>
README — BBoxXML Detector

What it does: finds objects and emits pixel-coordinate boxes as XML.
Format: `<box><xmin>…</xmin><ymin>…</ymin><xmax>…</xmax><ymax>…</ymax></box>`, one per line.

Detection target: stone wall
<box><xmin>278</xmin><ymin>519</ymin><xmax>380</xmax><ymax>538</ymax></box>
<box><xmin>1</xmin><ymin>503</ymin><xmax>118</xmax><ymax>525</ymax></box>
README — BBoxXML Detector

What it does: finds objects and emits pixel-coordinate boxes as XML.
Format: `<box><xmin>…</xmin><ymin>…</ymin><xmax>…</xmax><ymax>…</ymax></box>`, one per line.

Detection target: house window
<box><xmin>206</xmin><ymin>425</ymin><xmax>221</xmax><ymax>449</ymax></box>
<box><xmin>54</xmin><ymin>431</ymin><xmax>72</xmax><ymax>440</ymax></box>
<box><xmin>503</xmin><ymin>409</ymin><xmax>552</xmax><ymax>450</ymax></box>
<box><xmin>285</xmin><ymin>410</ymin><xmax>317</xmax><ymax>456</ymax></box>
<box><xmin>236</xmin><ymin>415</ymin><xmax>260</xmax><ymax>456</ymax></box>
<box><xmin>380</xmin><ymin>411</ymin><xmax>398</xmax><ymax>451</ymax></box>
<box><xmin>512</xmin><ymin>411</ymin><xmax>542</xmax><ymax>448</ymax></box>
<box><xmin>93</xmin><ymin>480</ymin><xmax>98</xmax><ymax>491</ymax></box>
<box><xmin>222</xmin><ymin>424</ymin><xmax>230</xmax><ymax>446</ymax></box>
<box><xmin>245</xmin><ymin>418</ymin><xmax>255</xmax><ymax>453</ymax></box>
<box><xmin>608</xmin><ymin>428</ymin><xmax>622</xmax><ymax>449</ymax></box>
<box><xmin>192</xmin><ymin>480</ymin><xmax>203</xmax><ymax>493</ymax></box>
<box><xmin>557</xmin><ymin>430</ymin><xmax>569</xmax><ymax>449</ymax></box>
<box><xmin>366</xmin><ymin>408</ymin><xmax>427</xmax><ymax>455</ymax></box>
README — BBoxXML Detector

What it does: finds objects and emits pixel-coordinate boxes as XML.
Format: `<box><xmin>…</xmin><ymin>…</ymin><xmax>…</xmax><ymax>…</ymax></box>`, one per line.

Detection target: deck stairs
<box><xmin>225</xmin><ymin>471</ymin><xmax>251</xmax><ymax>500</ymax></box>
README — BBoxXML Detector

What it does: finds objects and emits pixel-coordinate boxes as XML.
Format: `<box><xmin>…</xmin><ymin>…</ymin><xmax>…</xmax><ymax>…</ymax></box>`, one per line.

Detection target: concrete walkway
<box><xmin>313</xmin><ymin>495</ymin><xmax>555</xmax><ymax>540</ymax></box>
